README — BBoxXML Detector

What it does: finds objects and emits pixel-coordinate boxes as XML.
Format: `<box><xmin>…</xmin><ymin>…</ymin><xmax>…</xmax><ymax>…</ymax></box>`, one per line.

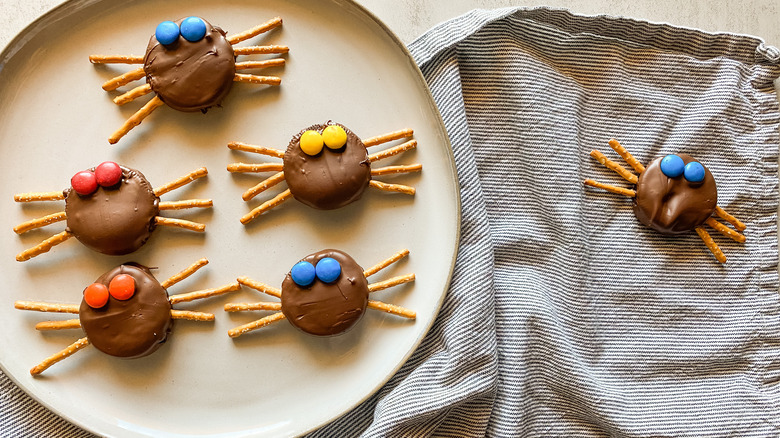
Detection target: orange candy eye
<box><xmin>84</xmin><ymin>283</ymin><xmax>109</xmax><ymax>309</ymax></box>
<box><xmin>108</xmin><ymin>274</ymin><xmax>135</xmax><ymax>300</ymax></box>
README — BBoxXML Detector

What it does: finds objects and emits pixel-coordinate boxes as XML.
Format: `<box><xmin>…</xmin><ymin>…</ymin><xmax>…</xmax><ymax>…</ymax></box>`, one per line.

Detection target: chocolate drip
<box><xmin>283</xmin><ymin>122</ymin><xmax>371</xmax><ymax>210</ymax></box>
<box><xmin>281</xmin><ymin>249</ymin><xmax>369</xmax><ymax>336</ymax></box>
<box><xmin>144</xmin><ymin>18</ymin><xmax>236</xmax><ymax>112</ymax></box>
<box><xmin>65</xmin><ymin>166</ymin><xmax>159</xmax><ymax>255</ymax></box>
<box><xmin>79</xmin><ymin>263</ymin><xmax>172</xmax><ymax>358</ymax></box>
<box><xmin>633</xmin><ymin>154</ymin><xmax>717</xmax><ymax>234</ymax></box>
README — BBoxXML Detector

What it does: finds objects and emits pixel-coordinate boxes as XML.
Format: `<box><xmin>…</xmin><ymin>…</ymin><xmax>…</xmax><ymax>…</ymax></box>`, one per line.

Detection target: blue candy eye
<box><xmin>315</xmin><ymin>258</ymin><xmax>341</xmax><ymax>283</ymax></box>
<box><xmin>683</xmin><ymin>161</ymin><xmax>705</xmax><ymax>182</ymax></box>
<box><xmin>291</xmin><ymin>261</ymin><xmax>316</xmax><ymax>287</ymax></box>
<box><xmin>660</xmin><ymin>154</ymin><xmax>685</xmax><ymax>178</ymax></box>
<box><xmin>180</xmin><ymin>17</ymin><xmax>207</xmax><ymax>42</ymax></box>
<box><xmin>155</xmin><ymin>21</ymin><xmax>180</xmax><ymax>46</ymax></box>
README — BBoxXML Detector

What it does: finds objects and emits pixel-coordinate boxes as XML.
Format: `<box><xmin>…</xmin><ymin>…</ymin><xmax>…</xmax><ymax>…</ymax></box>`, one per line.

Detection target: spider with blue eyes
<box><xmin>90</xmin><ymin>16</ymin><xmax>288</xmax><ymax>144</ymax></box>
<box><xmin>584</xmin><ymin>139</ymin><xmax>746</xmax><ymax>263</ymax></box>
<box><xmin>225</xmin><ymin>249</ymin><xmax>416</xmax><ymax>338</ymax></box>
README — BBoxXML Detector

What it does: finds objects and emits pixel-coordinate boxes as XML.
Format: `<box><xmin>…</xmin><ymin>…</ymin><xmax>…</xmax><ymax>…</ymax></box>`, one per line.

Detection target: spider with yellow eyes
<box><xmin>90</xmin><ymin>16</ymin><xmax>288</xmax><ymax>144</ymax></box>
<box><xmin>584</xmin><ymin>139</ymin><xmax>746</xmax><ymax>263</ymax></box>
<box><xmin>227</xmin><ymin>121</ymin><xmax>422</xmax><ymax>224</ymax></box>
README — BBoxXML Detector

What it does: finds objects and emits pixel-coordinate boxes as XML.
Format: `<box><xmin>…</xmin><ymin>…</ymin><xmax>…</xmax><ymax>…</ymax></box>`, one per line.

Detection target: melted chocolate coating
<box><xmin>283</xmin><ymin>123</ymin><xmax>371</xmax><ymax>210</ymax></box>
<box><xmin>64</xmin><ymin>166</ymin><xmax>160</xmax><ymax>255</ymax></box>
<box><xmin>144</xmin><ymin>18</ymin><xmax>236</xmax><ymax>112</ymax></box>
<box><xmin>79</xmin><ymin>263</ymin><xmax>172</xmax><ymax>358</ymax></box>
<box><xmin>281</xmin><ymin>249</ymin><xmax>369</xmax><ymax>336</ymax></box>
<box><xmin>633</xmin><ymin>154</ymin><xmax>717</xmax><ymax>234</ymax></box>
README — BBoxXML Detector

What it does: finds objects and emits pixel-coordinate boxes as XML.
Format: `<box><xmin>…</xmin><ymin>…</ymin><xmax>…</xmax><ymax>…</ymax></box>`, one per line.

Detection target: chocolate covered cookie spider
<box><xmin>227</xmin><ymin>122</ymin><xmax>422</xmax><ymax>224</ymax></box>
<box><xmin>226</xmin><ymin>249</ymin><xmax>416</xmax><ymax>338</ymax></box>
<box><xmin>14</xmin><ymin>163</ymin><xmax>211</xmax><ymax>261</ymax></box>
<box><xmin>15</xmin><ymin>258</ymin><xmax>239</xmax><ymax>375</ymax></box>
<box><xmin>90</xmin><ymin>16</ymin><xmax>288</xmax><ymax>144</ymax></box>
<box><xmin>584</xmin><ymin>139</ymin><xmax>746</xmax><ymax>263</ymax></box>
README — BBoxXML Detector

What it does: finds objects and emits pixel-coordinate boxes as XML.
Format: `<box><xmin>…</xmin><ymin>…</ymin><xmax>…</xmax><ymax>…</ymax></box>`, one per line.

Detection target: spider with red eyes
<box><xmin>15</xmin><ymin>258</ymin><xmax>239</xmax><ymax>375</ymax></box>
<box><xmin>13</xmin><ymin>162</ymin><xmax>211</xmax><ymax>261</ymax></box>
<box><xmin>584</xmin><ymin>139</ymin><xmax>746</xmax><ymax>263</ymax></box>
<box><xmin>90</xmin><ymin>16</ymin><xmax>288</xmax><ymax>144</ymax></box>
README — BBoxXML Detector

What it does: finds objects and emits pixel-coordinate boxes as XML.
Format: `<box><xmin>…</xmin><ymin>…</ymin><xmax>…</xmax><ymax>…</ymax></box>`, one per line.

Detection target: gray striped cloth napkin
<box><xmin>3</xmin><ymin>7</ymin><xmax>780</xmax><ymax>437</ymax></box>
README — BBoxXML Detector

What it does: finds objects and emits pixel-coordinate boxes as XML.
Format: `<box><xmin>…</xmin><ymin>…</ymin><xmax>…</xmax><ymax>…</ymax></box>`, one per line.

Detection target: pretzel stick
<box><xmin>89</xmin><ymin>55</ymin><xmax>144</xmax><ymax>64</ymax></box>
<box><xmin>235</xmin><ymin>59</ymin><xmax>286</xmax><ymax>70</ymax></box>
<box><xmin>13</xmin><ymin>212</ymin><xmax>67</xmax><ymax>234</ymax></box>
<box><xmin>102</xmin><ymin>67</ymin><xmax>145</xmax><ymax>91</ymax></box>
<box><xmin>367</xmin><ymin>300</ymin><xmax>416</xmax><ymax>318</ymax></box>
<box><xmin>14</xmin><ymin>191</ymin><xmax>65</xmax><ymax>202</ymax></box>
<box><xmin>30</xmin><ymin>337</ymin><xmax>90</xmax><ymax>376</ymax></box>
<box><xmin>159</xmin><ymin>199</ymin><xmax>213</xmax><ymax>210</ymax></box>
<box><xmin>161</xmin><ymin>258</ymin><xmax>209</xmax><ymax>289</ymax></box>
<box><xmin>607</xmin><ymin>139</ymin><xmax>645</xmax><ymax>174</ymax></box>
<box><xmin>154</xmin><ymin>217</ymin><xmax>206</xmax><ymax>232</ymax></box>
<box><xmin>590</xmin><ymin>150</ymin><xmax>638</xmax><ymax>183</ymax></box>
<box><xmin>16</xmin><ymin>230</ymin><xmax>73</xmax><ymax>262</ymax></box>
<box><xmin>36</xmin><ymin>319</ymin><xmax>81</xmax><ymax>331</ymax></box>
<box><xmin>228</xmin><ymin>16</ymin><xmax>283</xmax><ymax>44</ymax></box>
<box><xmin>15</xmin><ymin>301</ymin><xmax>79</xmax><ymax>314</ymax></box>
<box><xmin>233</xmin><ymin>45</ymin><xmax>289</xmax><ymax>55</ymax></box>
<box><xmin>113</xmin><ymin>83</ymin><xmax>152</xmax><ymax>105</ymax></box>
<box><xmin>240</xmin><ymin>189</ymin><xmax>292</xmax><ymax>224</ymax></box>
<box><xmin>170</xmin><ymin>310</ymin><xmax>214</xmax><ymax>321</ymax></box>
<box><xmin>369</xmin><ymin>180</ymin><xmax>415</xmax><ymax>195</ymax></box>
<box><xmin>108</xmin><ymin>95</ymin><xmax>164</xmax><ymax>144</ymax></box>
<box><xmin>364</xmin><ymin>129</ymin><xmax>414</xmax><ymax>147</ymax></box>
<box><xmin>154</xmin><ymin>167</ymin><xmax>208</xmax><ymax>196</ymax></box>
<box><xmin>236</xmin><ymin>276</ymin><xmax>282</xmax><ymax>298</ymax></box>
<box><xmin>583</xmin><ymin>179</ymin><xmax>636</xmax><ymax>197</ymax></box>
<box><xmin>364</xmin><ymin>249</ymin><xmax>410</xmax><ymax>277</ymax></box>
<box><xmin>228</xmin><ymin>313</ymin><xmax>286</xmax><ymax>338</ymax></box>
<box><xmin>695</xmin><ymin>227</ymin><xmax>726</xmax><ymax>263</ymax></box>
<box><xmin>227</xmin><ymin>163</ymin><xmax>284</xmax><ymax>173</ymax></box>
<box><xmin>715</xmin><ymin>206</ymin><xmax>746</xmax><ymax>231</ymax></box>
<box><xmin>368</xmin><ymin>139</ymin><xmax>417</xmax><ymax>162</ymax></box>
<box><xmin>371</xmin><ymin>164</ymin><xmax>422</xmax><ymax>176</ymax></box>
<box><xmin>368</xmin><ymin>273</ymin><xmax>415</xmax><ymax>293</ymax></box>
<box><xmin>227</xmin><ymin>141</ymin><xmax>285</xmax><ymax>158</ymax></box>
<box><xmin>224</xmin><ymin>302</ymin><xmax>282</xmax><ymax>312</ymax></box>
<box><xmin>169</xmin><ymin>282</ymin><xmax>241</xmax><ymax>305</ymax></box>
<box><xmin>705</xmin><ymin>217</ymin><xmax>746</xmax><ymax>243</ymax></box>
<box><xmin>243</xmin><ymin>172</ymin><xmax>285</xmax><ymax>201</ymax></box>
<box><xmin>234</xmin><ymin>74</ymin><xmax>282</xmax><ymax>86</ymax></box>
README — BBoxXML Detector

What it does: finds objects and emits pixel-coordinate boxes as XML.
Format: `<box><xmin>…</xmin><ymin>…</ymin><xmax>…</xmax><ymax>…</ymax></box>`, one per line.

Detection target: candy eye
<box><xmin>315</xmin><ymin>257</ymin><xmax>341</xmax><ymax>283</ymax></box>
<box><xmin>660</xmin><ymin>154</ymin><xmax>685</xmax><ymax>178</ymax></box>
<box><xmin>71</xmin><ymin>170</ymin><xmax>98</xmax><ymax>195</ymax></box>
<box><xmin>94</xmin><ymin>161</ymin><xmax>123</xmax><ymax>187</ymax></box>
<box><xmin>322</xmin><ymin>125</ymin><xmax>347</xmax><ymax>150</ymax></box>
<box><xmin>84</xmin><ymin>283</ymin><xmax>109</xmax><ymax>309</ymax></box>
<box><xmin>300</xmin><ymin>130</ymin><xmax>324</xmax><ymax>156</ymax></box>
<box><xmin>180</xmin><ymin>17</ymin><xmax>207</xmax><ymax>42</ymax></box>
<box><xmin>291</xmin><ymin>261</ymin><xmax>316</xmax><ymax>287</ymax></box>
<box><xmin>683</xmin><ymin>161</ymin><xmax>705</xmax><ymax>182</ymax></box>
<box><xmin>108</xmin><ymin>274</ymin><xmax>135</xmax><ymax>300</ymax></box>
<box><xmin>155</xmin><ymin>20</ymin><xmax>180</xmax><ymax>46</ymax></box>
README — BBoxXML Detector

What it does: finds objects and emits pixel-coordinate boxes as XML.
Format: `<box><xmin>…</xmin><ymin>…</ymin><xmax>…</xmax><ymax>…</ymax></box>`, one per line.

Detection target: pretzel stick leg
<box><xmin>235</xmin><ymin>59</ymin><xmax>286</xmax><ymax>70</ymax></box>
<box><xmin>224</xmin><ymin>302</ymin><xmax>282</xmax><ymax>312</ymax></box>
<box><xmin>227</xmin><ymin>142</ymin><xmax>285</xmax><ymax>158</ymax></box>
<box><xmin>233</xmin><ymin>45</ymin><xmax>289</xmax><ymax>55</ymax></box>
<box><xmin>16</xmin><ymin>231</ymin><xmax>73</xmax><ymax>262</ymax></box>
<box><xmin>695</xmin><ymin>227</ymin><xmax>727</xmax><ymax>263</ymax></box>
<box><xmin>228</xmin><ymin>313</ymin><xmax>286</xmax><ymax>338</ymax></box>
<box><xmin>170</xmin><ymin>310</ymin><xmax>214</xmax><ymax>321</ymax></box>
<box><xmin>227</xmin><ymin>163</ymin><xmax>284</xmax><ymax>173</ymax></box>
<box><xmin>169</xmin><ymin>282</ymin><xmax>241</xmax><ymax>305</ymax></box>
<box><xmin>113</xmin><ymin>83</ymin><xmax>152</xmax><ymax>106</ymax></box>
<box><xmin>15</xmin><ymin>301</ymin><xmax>79</xmax><ymax>314</ymax></box>
<box><xmin>154</xmin><ymin>167</ymin><xmax>208</xmax><ymax>197</ymax></box>
<box><xmin>108</xmin><ymin>95</ymin><xmax>164</xmax><ymax>144</ymax></box>
<box><xmin>715</xmin><ymin>206</ymin><xmax>746</xmax><ymax>231</ymax></box>
<box><xmin>13</xmin><ymin>212</ymin><xmax>66</xmax><ymax>234</ymax></box>
<box><xmin>364</xmin><ymin>129</ymin><xmax>414</xmax><ymax>147</ymax></box>
<box><xmin>89</xmin><ymin>55</ymin><xmax>144</xmax><ymax>64</ymax></box>
<box><xmin>36</xmin><ymin>319</ymin><xmax>81</xmax><ymax>331</ymax></box>
<box><xmin>30</xmin><ymin>337</ymin><xmax>90</xmax><ymax>376</ymax></box>
<box><xmin>364</xmin><ymin>249</ymin><xmax>410</xmax><ymax>277</ymax></box>
<box><xmin>161</xmin><ymin>258</ymin><xmax>209</xmax><ymax>289</ymax></box>
<box><xmin>590</xmin><ymin>150</ymin><xmax>638</xmax><ymax>183</ymax></box>
<box><xmin>368</xmin><ymin>274</ymin><xmax>415</xmax><ymax>293</ymax></box>
<box><xmin>101</xmin><ymin>67</ymin><xmax>145</xmax><ymax>92</ymax></box>
<box><xmin>367</xmin><ymin>300</ymin><xmax>416</xmax><ymax>319</ymax></box>
<box><xmin>154</xmin><ymin>217</ymin><xmax>206</xmax><ymax>232</ymax></box>
<box><xmin>583</xmin><ymin>179</ymin><xmax>636</xmax><ymax>197</ymax></box>
<box><xmin>369</xmin><ymin>180</ymin><xmax>415</xmax><ymax>195</ymax></box>
<box><xmin>14</xmin><ymin>191</ymin><xmax>65</xmax><ymax>202</ymax></box>
<box><xmin>368</xmin><ymin>140</ymin><xmax>417</xmax><ymax>162</ymax></box>
<box><xmin>607</xmin><ymin>139</ymin><xmax>645</xmax><ymax>174</ymax></box>
<box><xmin>234</xmin><ymin>74</ymin><xmax>281</xmax><ymax>86</ymax></box>
<box><xmin>227</xmin><ymin>17</ymin><xmax>283</xmax><ymax>45</ymax></box>
<box><xmin>705</xmin><ymin>217</ymin><xmax>746</xmax><ymax>243</ymax></box>
<box><xmin>240</xmin><ymin>189</ymin><xmax>292</xmax><ymax>225</ymax></box>
<box><xmin>236</xmin><ymin>276</ymin><xmax>282</xmax><ymax>298</ymax></box>
<box><xmin>243</xmin><ymin>172</ymin><xmax>285</xmax><ymax>201</ymax></box>
<box><xmin>371</xmin><ymin>164</ymin><xmax>423</xmax><ymax>176</ymax></box>
<box><xmin>158</xmin><ymin>199</ymin><xmax>213</xmax><ymax>210</ymax></box>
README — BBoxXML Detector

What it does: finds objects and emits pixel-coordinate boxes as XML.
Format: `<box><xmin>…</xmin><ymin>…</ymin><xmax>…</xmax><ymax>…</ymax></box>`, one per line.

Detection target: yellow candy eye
<box><xmin>322</xmin><ymin>125</ymin><xmax>347</xmax><ymax>149</ymax></box>
<box><xmin>300</xmin><ymin>130</ymin><xmax>324</xmax><ymax>156</ymax></box>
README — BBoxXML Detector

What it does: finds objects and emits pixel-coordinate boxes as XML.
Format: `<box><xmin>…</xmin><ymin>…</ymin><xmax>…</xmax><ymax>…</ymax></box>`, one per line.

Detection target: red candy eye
<box><xmin>108</xmin><ymin>274</ymin><xmax>135</xmax><ymax>300</ymax></box>
<box><xmin>95</xmin><ymin>161</ymin><xmax>122</xmax><ymax>187</ymax></box>
<box><xmin>84</xmin><ymin>283</ymin><xmax>109</xmax><ymax>309</ymax></box>
<box><xmin>71</xmin><ymin>171</ymin><xmax>98</xmax><ymax>195</ymax></box>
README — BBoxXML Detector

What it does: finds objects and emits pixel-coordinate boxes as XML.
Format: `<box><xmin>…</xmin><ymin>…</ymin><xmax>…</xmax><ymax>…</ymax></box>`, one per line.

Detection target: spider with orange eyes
<box><xmin>90</xmin><ymin>16</ymin><xmax>288</xmax><ymax>144</ymax></box>
<box><xmin>584</xmin><ymin>139</ymin><xmax>746</xmax><ymax>263</ymax></box>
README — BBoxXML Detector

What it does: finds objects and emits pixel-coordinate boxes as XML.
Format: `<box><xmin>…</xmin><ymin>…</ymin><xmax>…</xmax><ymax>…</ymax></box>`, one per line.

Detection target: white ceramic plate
<box><xmin>0</xmin><ymin>0</ymin><xmax>459</xmax><ymax>436</ymax></box>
